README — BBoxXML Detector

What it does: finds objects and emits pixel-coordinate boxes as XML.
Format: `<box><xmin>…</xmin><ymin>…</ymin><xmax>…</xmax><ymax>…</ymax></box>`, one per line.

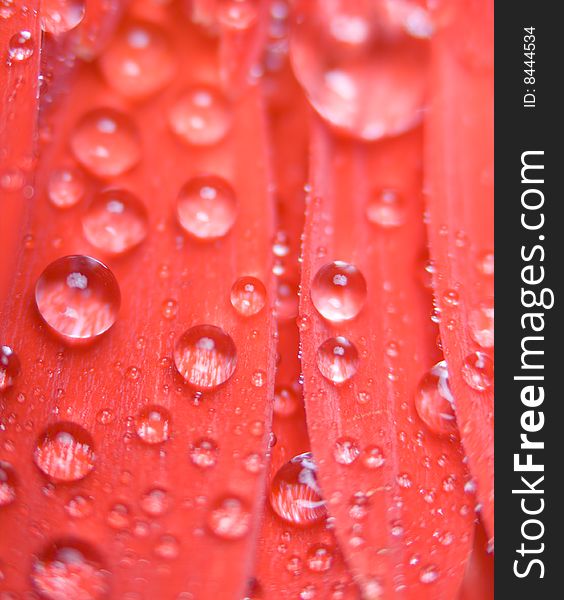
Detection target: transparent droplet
<box><xmin>366</xmin><ymin>188</ymin><xmax>406</xmax><ymax>228</ymax></box>
<box><xmin>230</xmin><ymin>276</ymin><xmax>267</xmax><ymax>316</ymax></box>
<box><xmin>306</xmin><ymin>544</ymin><xmax>334</xmax><ymax>572</ymax></box>
<box><xmin>361</xmin><ymin>445</ymin><xmax>385</xmax><ymax>469</ymax></box>
<box><xmin>414</xmin><ymin>360</ymin><xmax>457</xmax><ymax>436</ymax></box>
<box><xmin>269</xmin><ymin>452</ymin><xmax>327</xmax><ymax>526</ymax></box>
<box><xmin>107</xmin><ymin>503</ymin><xmax>131</xmax><ymax>529</ymax></box>
<box><xmin>461</xmin><ymin>352</ymin><xmax>493</xmax><ymax>391</ymax></box>
<box><xmin>8</xmin><ymin>30</ymin><xmax>34</xmax><ymax>61</ymax></box>
<box><xmin>333</xmin><ymin>437</ymin><xmax>360</xmax><ymax>465</ymax></box>
<box><xmin>34</xmin><ymin>422</ymin><xmax>95</xmax><ymax>482</ymax></box>
<box><xmin>174</xmin><ymin>325</ymin><xmax>237</xmax><ymax>390</ymax></box>
<box><xmin>71</xmin><ymin>108</ymin><xmax>141</xmax><ymax>178</ymax></box>
<box><xmin>311</xmin><ymin>261</ymin><xmax>366</xmax><ymax>322</ymax></box>
<box><xmin>82</xmin><ymin>189</ymin><xmax>148</xmax><ymax>254</ymax></box>
<box><xmin>99</xmin><ymin>21</ymin><xmax>175</xmax><ymax>99</ymax></box>
<box><xmin>155</xmin><ymin>534</ymin><xmax>180</xmax><ymax>559</ymax></box>
<box><xmin>176</xmin><ymin>176</ymin><xmax>237</xmax><ymax>240</ymax></box>
<box><xmin>140</xmin><ymin>488</ymin><xmax>169</xmax><ymax>516</ymax></box>
<box><xmin>169</xmin><ymin>86</ymin><xmax>231</xmax><ymax>146</ymax></box>
<box><xmin>41</xmin><ymin>0</ymin><xmax>85</xmax><ymax>34</ymax></box>
<box><xmin>273</xmin><ymin>385</ymin><xmax>300</xmax><ymax>418</ymax></box>
<box><xmin>468</xmin><ymin>305</ymin><xmax>494</xmax><ymax>348</ymax></box>
<box><xmin>0</xmin><ymin>461</ymin><xmax>17</xmax><ymax>506</ymax></box>
<box><xmin>135</xmin><ymin>406</ymin><xmax>171</xmax><ymax>445</ymax></box>
<box><xmin>290</xmin><ymin>0</ymin><xmax>430</xmax><ymax>140</ymax></box>
<box><xmin>35</xmin><ymin>255</ymin><xmax>120</xmax><ymax>342</ymax></box>
<box><xmin>48</xmin><ymin>167</ymin><xmax>85</xmax><ymax>209</ymax></box>
<box><xmin>0</xmin><ymin>345</ymin><xmax>20</xmax><ymax>392</ymax></box>
<box><xmin>419</xmin><ymin>564</ymin><xmax>439</xmax><ymax>584</ymax></box>
<box><xmin>276</xmin><ymin>278</ymin><xmax>299</xmax><ymax>320</ymax></box>
<box><xmin>316</xmin><ymin>336</ymin><xmax>359</xmax><ymax>383</ymax></box>
<box><xmin>162</xmin><ymin>298</ymin><xmax>178</xmax><ymax>320</ymax></box>
<box><xmin>478</xmin><ymin>251</ymin><xmax>494</xmax><ymax>276</ymax></box>
<box><xmin>189</xmin><ymin>438</ymin><xmax>218</xmax><ymax>469</ymax></box>
<box><xmin>216</xmin><ymin>0</ymin><xmax>259</xmax><ymax>30</ymax></box>
<box><xmin>31</xmin><ymin>540</ymin><xmax>110</xmax><ymax>600</ymax></box>
<box><xmin>65</xmin><ymin>495</ymin><xmax>93</xmax><ymax>519</ymax></box>
<box><xmin>207</xmin><ymin>496</ymin><xmax>251</xmax><ymax>540</ymax></box>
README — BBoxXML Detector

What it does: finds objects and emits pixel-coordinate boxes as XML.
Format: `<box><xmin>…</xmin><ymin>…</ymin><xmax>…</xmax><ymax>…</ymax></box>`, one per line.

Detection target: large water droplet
<box><xmin>176</xmin><ymin>176</ymin><xmax>237</xmax><ymax>241</ymax></box>
<box><xmin>174</xmin><ymin>325</ymin><xmax>237</xmax><ymax>390</ymax></box>
<box><xmin>207</xmin><ymin>496</ymin><xmax>251</xmax><ymax>540</ymax></box>
<box><xmin>0</xmin><ymin>461</ymin><xmax>17</xmax><ymax>507</ymax></box>
<box><xmin>31</xmin><ymin>540</ymin><xmax>110</xmax><ymax>600</ymax></box>
<box><xmin>99</xmin><ymin>21</ymin><xmax>175</xmax><ymax>99</ymax></box>
<box><xmin>41</xmin><ymin>0</ymin><xmax>85</xmax><ymax>34</ymax></box>
<box><xmin>316</xmin><ymin>336</ymin><xmax>359</xmax><ymax>384</ymax></box>
<box><xmin>48</xmin><ymin>167</ymin><xmax>85</xmax><ymax>209</ymax></box>
<box><xmin>135</xmin><ymin>406</ymin><xmax>171</xmax><ymax>445</ymax></box>
<box><xmin>169</xmin><ymin>87</ymin><xmax>231</xmax><ymax>146</ymax></box>
<box><xmin>8</xmin><ymin>30</ymin><xmax>34</xmax><ymax>61</ymax></box>
<box><xmin>311</xmin><ymin>261</ymin><xmax>366</xmax><ymax>322</ymax></box>
<box><xmin>35</xmin><ymin>255</ymin><xmax>120</xmax><ymax>342</ymax></box>
<box><xmin>290</xmin><ymin>0</ymin><xmax>431</xmax><ymax>140</ymax></box>
<box><xmin>0</xmin><ymin>345</ymin><xmax>20</xmax><ymax>392</ymax></box>
<box><xmin>414</xmin><ymin>360</ymin><xmax>457</xmax><ymax>436</ymax></box>
<box><xmin>230</xmin><ymin>276</ymin><xmax>267</xmax><ymax>316</ymax></box>
<box><xmin>34</xmin><ymin>422</ymin><xmax>95</xmax><ymax>482</ymax></box>
<box><xmin>269</xmin><ymin>452</ymin><xmax>327</xmax><ymax>526</ymax></box>
<box><xmin>461</xmin><ymin>351</ymin><xmax>493</xmax><ymax>391</ymax></box>
<box><xmin>366</xmin><ymin>188</ymin><xmax>406</xmax><ymax>228</ymax></box>
<box><xmin>82</xmin><ymin>189</ymin><xmax>148</xmax><ymax>254</ymax></box>
<box><xmin>71</xmin><ymin>109</ymin><xmax>141</xmax><ymax>178</ymax></box>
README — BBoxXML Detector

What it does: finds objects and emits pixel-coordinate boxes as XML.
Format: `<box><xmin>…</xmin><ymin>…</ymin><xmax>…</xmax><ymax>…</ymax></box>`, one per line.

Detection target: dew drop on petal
<box><xmin>35</xmin><ymin>255</ymin><xmax>120</xmax><ymax>342</ymax></box>
<box><xmin>366</xmin><ymin>188</ymin><xmax>406</xmax><ymax>228</ymax></box>
<box><xmin>273</xmin><ymin>385</ymin><xmax>300</xmax><ymax>418</ymax></box>
<box><xmin>415</xmin><ymin>360</ymin><xmax>457</xmax><ymax>436</ymax></box>
<box><xmin>216</xmin><ymin>0</ymin><xmax>259</xmax><ymax>30</ymax></box>
<box><xmin>155</xmin><ymin>534</ymin><xmax>180</xmax><ymax>560</ymax></box>
<box><xmin>8</xmin><ymin>30</ymin><xmax>34</xmax><ymax>61</ymax></box>
<box><xmin>207</xmin><ymin>496</ymin><xmax>251</xmax><ymax>540</ymax></box>
<box><xmin>316</xmin><ymin>336</ymin><xmax>359</xmax><ymax>384</ymax></box>
<box><xmin>333</xmin><ymin>437</ymin><xmax>360</xmax><ymax>465</ymax></box>
<box><xmin>174</xmin><ymin>325</ymin><xmax>237</xmax><ymax>390</ymax></box>
<box><xmin>230</xmin><ymin>276</ymin><xmax>267</xmax><ymax>316</ymax></box>
<box><xmin>82</xmin><ymin>189</ymin><xmax>148</xmax><ymax>254</ymax></box>
<box><xmin>65</xmin><ymin>495</ymin><xmax>93</xmax><ymax>519</ymax></box>
<box><xmin>0</xmin><ymin>461</ymin><xmax>17</xmax><ymax>507</ymax></box>
<box><xmin>306</xmin><ymin>544</ymin><xmax>334</xmax><ymax>572</ymax></box>
<box><xmin>71</xmin><ymin>109</ymin><xmax>141</xmax><ymax>178</ymax></box>
<box><xmin>311</xmin><ymin>261</ymin><xmax>366</xmax><ymax>322</ymax></box>
<box><xmin>99</xmin><ymin>21</ymin><xmax>175</xmax><ymax>99</ymax></box>
<box><xmin>0</xmin><ymin>345</ymin><xmax>20</xmax><ymax>392</ymax></box>
<box><xmin>107</xmin><ymin>503</ymin><xmax>131</xmax><ymax>529</ymax></box>
<box><xmin>189</xmin><ymin>438</ymin><xmax>218</xmax><ymax>469</ymax></box>
<box><xmin>269</xmin><ymin>452</ymin><xmax>327</xmax><ymax>526</ymax></box>
<box><xmin>48</xmin><ymin>167</ymin><xmax>85</xmax><ymax>209</ymax></box>
<box><xmin>361</xmin><ymin>445</ymin><xmax>385</xmax><ymax>469</ymax></box>
<box><xmin>419</xmin><ymin>564</ymin><xmax>439</xmax><ymax>584</ymax></box>
<box><xmin>468</xmin><ymin>305</ymin><xmax>494</xmax><ymax>349</ymax></box>
<box><xmin>31</xmin><ymin>539</ymin><xmax>110</xmax><ymax>600</ymax></box>
<box><xmin>135</xmin><ymin>406</ymin><xmax>171</xmax><ymax>445</ymax></box>
<box><xmin>140</xmin><ymin>488</ymin><xmax>169</xmax><ymax>516</ymax></box>
<box><xmin>461</xmin><ymin>351</ymin><xmax>494</xmax><ymax>391</ymax></box>
<box><xmin>176</xmin><ymin>176</ymin><xmax>237</xmax><ymax>241</ymax></box>
<box><xmin>34</xmin><ymin>422</ymin><xmax>95</xmax><ymax>482</ymax></box>
<box><xmin>169</xmin><ymin>87</ymin><xmax>231</xmax><ymax>146</ymax></box>
<box><xmin>41</xmin><ymin>0</ymin><xmax>85</xmax><ymax>35</ymax></box>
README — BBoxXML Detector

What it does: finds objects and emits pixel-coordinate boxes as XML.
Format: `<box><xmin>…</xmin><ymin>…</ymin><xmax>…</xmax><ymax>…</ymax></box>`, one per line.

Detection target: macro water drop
<box><xmin>316</xmin><ymin>336</ymin><xmax>359</xmax><ymax>384</ymax></box>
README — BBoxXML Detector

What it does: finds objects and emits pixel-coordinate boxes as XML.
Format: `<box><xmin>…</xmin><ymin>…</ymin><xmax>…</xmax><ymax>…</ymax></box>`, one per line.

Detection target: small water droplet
<box><xmin>189</xmin><ymin>438</ymin><xmax>218</xmax><ymax>468</ymax></box>
<box><xmin>162</xmin><ymin>298</ymin><xmax>178</xmax><ymax>320</ymax></box>
<box><xmin>48</xmin><ymin>167</ymin><xmax>85</xmax><ymax>209</ymax></box>
<box><xmin>176</xmin><ymin>176</ymin><xmax>237</xmax><ymax>240</ymax></box>
<box><xmin>366</xmin><ymin>188</ymin><xmax>406</xmax><ymax>228</ymax></box>
<box><xmin>41</xmin><ymin>0</ymin><xmax>85</xmax><ymax>35</ymax></box>
<box><xmin>140</xmin><ymin>488</ymin><xmax>169</xmax><ymax>516</ymax></box>
<box><xmin>107</xmin><ymin>503</ymin><xmax>131</xmax><ymax>529</ymax></box>
<box><xmin>273</xmin><ymin>385</ymin><xmax>300</xmax><ymax>418</ymax></box>
<box><xmin>316</xmin><ymin>336</ymin><xmax>359</xmax><ymax>384</ymax></box>
<box><xmin>155</xmin><ymin>534</ymin><xmax>180</xmax><ymax>559</ymax></box>
<box><xmin>207</xmin><ymin>496</ymin><xmax>251</xmax><ymax>540</ymax></box>
<box><xmin>269</xmin><ymin>452</ymin><xmax>327</xmax><ymax>526</ymax></box>
<box><xmin>0</xmin><ymin>461</ymin><xmax>17</xmax><ymax>506</ymax></box>
<box><xmin>35</xmin><ymin>255</ymin><xmax>120</xmax><ymax>342</ymax></box>
<box><xmin>0</xmin><ymin>345</ymin><xmax>20</xmax><ymax>392</ymax></box>
<box><xmin>230</xmin><ymin>276</ymin><xmax>267</xmax><ymax>316</ymax></box>
<box><xmin>478</xmin><ymin>251</ymin><xmax>494</xmax><ymax>276</ymax></box>
<box><xmin>251</xmin><ymin>370</ymin><xmax>266</xmax><ymax>387</ymax></box>
<box><xmin>469</xmin><ymin>305</ymin><xmax>494</xmax><ymax>349</ymax></box>
<box><xmin>64</xmin><ymin>495</ymin><xmax>93</xmax><ymax>519</ymax></box>
<box><xmin>361</xmin><ymin>445</ymin><xmax>385</xmax><ymax>469</ymax></box>
<box><xmin>461</xmin><ymin>351</ymin><xmax>493</xmax><ymax>391</ymax></box>
<box><xmin>71</xmin><ymin>108</ymin><xmax>141</xmax><ymax>178</ymax></box>
<box><xmin>442</xmin><ymin>289</ymin><xmax>459</xmax><ymax>307</ymax></box>
<box><xmin>216</xmin><ymin>0</ymin><xmax>258</xmax><ymax>30</ymax></box>
<box><xmin>414</xmin><ymin>360</ymin><xmax>457</xmax><ymax>436</ymax></box>
<box><xmin>419</xmin><ymin>564</ymin><xmax>439</xmax><ymax>584</ymax></box>
<box><xmin>34</xmin><ymin>422</ymin><xmax>95</xmax><ymax>482</ymax></box>
<box><xmin>333</xmin><ymin>437</ymin><xmax>360</xmax><ymax>465</ymax></box>
<box><xmin>396</xmin><ymin>473</ymin><xmax>412</xmax><ymax>488</ymax></box>
<box><xmin>136</xmin><ymin>406</ymin><xmax>171</xmax><ymax>445</ymax></box>
<box><xmin>169</xmin><ymin>87</ymin><xmax>231</xmax><ymax>146</ymax></box>
<box><xmin>82</xmin><ymin>189</ymin><xmax>148</xmax><ymax>255</ymax></box>
<box><xmin>306</xmin><ymin>544</ymin><xmax>333</xmax><ymax>572</ymax></box>
<box><xmin>311</xmin><ymin>261</ymin><xmax>366</xmax><ymax>322</ymax></box>
<box><xmin>8</xmin><ymin>30</ymin><xmax>34</xmax><ymax>62</ymax></box>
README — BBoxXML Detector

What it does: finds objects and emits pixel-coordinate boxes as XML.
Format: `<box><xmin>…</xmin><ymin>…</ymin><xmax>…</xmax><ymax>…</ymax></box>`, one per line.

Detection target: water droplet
<box><xmin>316</xmin><ymin>336</ymin><xmax>359</xmax><ymax>384</ymax></box>
<box><xmin>34</xmin><ymin>422</ymin><xmax>95</xmax><ymax>482</ymax></box>
<box><xmin>230</xmin><ymin>276</ymin><xmax>267</xmax><ymax>316</ymax></box>
<box><xmin>155</xmin><ymin>534</ymin><xmax>180</xmax><ymax>559</ymax></box>
<box><xmin>396</xmin><ymin>473</ymin><xmax>412</xmax><ymax>488</ymax></box>
<box><xmin>35</xmin><ymin>255</ymin><xmax>120</xmax><ymax>342</ymax></box>
<box><xmin>96</xmin><ymin>409</ymin><xmax>114</xmax><ymax>425</ymax></box>
<box><xmin>216</xmin><ymin>0</ymin><xmax>258</xmax><ymax>30</ymax></box>
<box><xmin>169</xmin><ymin>87</ymin><xmax>231</xmax><ymax>146</ymax></box>
<box><xmin>207</xmin><ymin>496</ymin><xmax>251</xmax><ymax>540</ymax></box>
<box><xmin>107</xmin><ymin>503</ymin><xmax>130</xmax><ymax>529</ymax></box>
<box><xmin>31</xmin><ymin>540</ymin><xmax>110</xmax><ymax>599</ymax></box>
<box><xmin>140</xmin><ymin>488</ymin><xmax>169</xmax><ymax>516</ymax></box>
<box><xmin>469</xmin><ymin>305</ymin><xmax>494</xmax><ymax>348</ymax></box>
<box><xmin>414</xmin><ymin>360</ymin><xmax>457</xmax><ymax>436</ymax></box>
<box><xmin>311</xmin><ymin>261</ymin><xmax>366</xmax><ymax>322</ymax></box>
<box><xmin>189</xmin><ymin>438</ymin><xmax>218</xmax><ymax>468</ymax></box>
<box><xmin>0</xmin><ymin>461</ymin><xmax>16</xmax><ymax>506</ymax></box>
<box><xmin>0</xmin><ymin>345</ymin><xmax>20</xmax><ymax>392</ymax></box>
<box><xmin>135</xmin><ymin>406</ymin><xmax>171</xmax><ymax>444</ymax></box>
<box><xmin>273</xmin><ymin>385</ymin><xmax>300</xmax><ymax>418</ymax></box>
<box><xmin>269</xmin><ymin>452</ymin><xmax>327</xmax><ymax>526</ymax></box>
<box><xmin>174</xmin><ymin>325</ymin><xmax>237</xmax><ymax>390</ymax></box>
<box><xmin>71</xmin><ymin>109</ymin><xmax>141</xmax><ymax>178</ymax></box>
<box><xmin>251</xmin><ymin>370</ymin><xmax>266</xmax><ymax>387</ymax></box>
<box><xmin>442</xmin><ymin>289</ymin><xmax>459</xmax><ymax>307</ymax></box>
<box><xmin>333</xmin><ymin>437</ymin><xmax>360</xmax><ymax>465</ymax></box>
<box><xmin>82</xmin><ymin>189</ymin><xmax>148</xmax><ymax>254</ymax></box>
<box><xmin>1</xmin><ymin>0</ymin><xmax>16</xmax><ymax>20</ymax></box>
<box><xmin>290</xmin><ymin>0</ymin><xmax>430</xmax><ymax>140</ymax></box>
<box><xmin>306</xmin><ymin>544</ymin><xmax>333</xmax><ymax>572</ymax></box>
<box><xmin>41</xmin><ymin>0</ymin><xmax>85</xmax><ymax>34</ymax></box>
<box><xmin>176</xmin><ymin>176</ymin><xmax>237</xmax><ymax>240</ymax></box>
<box><xmin>361</xmin><ymin>445</ymin><xmax>385</xmax><ymax>469</ymax></box>
<box><xmin>419</xmin><ymin>564</ymin><xmax>439</xmax><ymax>584</ymax></box>
<box><xmin>276</xmin><ymin>278</ymin><xmax>299</xmax><ymax>320</ymax></box>
<box><xmin>65</xmin><ymin>495</ymin><xmax>93</xmax><ymax>519</ymax></box>
<box><xmin>100</xmin><ymin>21</ymin><xmax>175</xmax><ymax>99</ymax></box>
<box><xmin>8</xmin><ymin>30</ymin><xmax>34</xmax><ymax>62</ymax></box>
<box><xmin>478</xmin><ymin>251</ymin><xmax>494</xmax><ymax>276</ymax></box>
<box><xmin>162</xmin><ymin>298</ymin><xmax>178</xmax><ymax>320</ymax></box>
<box><xmin>461</xmin><ymin>351</ymin><xmax>493</xmax><ymax>391</ymax></box>
<box><xmin>366</xmin><ymin>188</ymin><xmax>406</xmax><ymax>228</ymax></box>
<box><xmin>48</xmin><ymin>167</ymin><xmax>85</xmax><ymax>209</ymax></box>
